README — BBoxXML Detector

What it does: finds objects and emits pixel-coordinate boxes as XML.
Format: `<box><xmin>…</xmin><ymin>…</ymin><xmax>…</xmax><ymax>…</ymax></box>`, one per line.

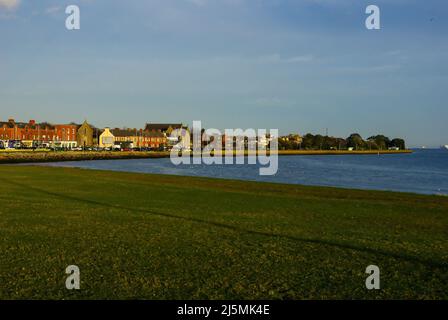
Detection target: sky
<box><xmin>0</xmin><ymin>0</ymin><xmax>447</xmax><ymax>147</ymax></box>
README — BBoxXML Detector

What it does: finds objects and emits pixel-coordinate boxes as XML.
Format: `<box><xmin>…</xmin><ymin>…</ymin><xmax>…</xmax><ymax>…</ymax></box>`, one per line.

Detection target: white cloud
<box><xmin>0</xmin><ymin>0</ymin><xmax>20</xmax><ymax>10</ymax></box>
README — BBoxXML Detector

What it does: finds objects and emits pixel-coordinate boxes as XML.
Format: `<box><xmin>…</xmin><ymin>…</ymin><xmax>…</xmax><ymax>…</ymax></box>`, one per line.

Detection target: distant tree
<box><xmin>278</xmin><ymin>137</ymin><xmax>297</xmax><ymax>150</ymax></box>
<box><xmin>313</xmin><ymin>134</ymin><xmax>325</xmax><ymax>150</ymax></box>
<box><xmin>287</xmin><ymin>134</ymin><xmax>302</xmax><ymax>150</ymax></box>
<box><xmin>336</xmin><ymin>138</ymin><xmax>347</xmax><ymax>150</ymax></box>
<box><xmin>390</xmin><ymin>138</ymin><xmax>406</xmax><ymax>150</ymax></box>
<box><xmin>278</xmin><ymin>139</ymin><xmax>288</xmax><ymax>150</ymax></box>
<box><xmin>365</xmin><ymin>140</ymin><xmax>379</xmax><ymax>150</ymax></box>
<box><xmin>367</xmin><ymin>135</ymin><xmax>391</xmax><ymax>150</ymax></box>
<box><xmin>322</xmin><ymin>136</ymin><xmax>341</xmax><ymax>150</ymax></box>
<box><xmin>347</xmin><ymin>133</ymin><xmax>365</xmax><ymax>150</ymax></box>
<box><xmin>279</xmin><ymin>132</ymin><xmax>404</xmax><ymax>151</ymax></box>
<box><xmin>302</xmin><ymin>134</ymin><xmax>315</xmax><ymax>150</ymax></box>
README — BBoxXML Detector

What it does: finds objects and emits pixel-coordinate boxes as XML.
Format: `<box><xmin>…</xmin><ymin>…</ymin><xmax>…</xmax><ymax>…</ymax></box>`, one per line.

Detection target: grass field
<box><xmin>0</xmin><ymin>165</ymin><xmax>447</xmax><ymax>300</ymax></box>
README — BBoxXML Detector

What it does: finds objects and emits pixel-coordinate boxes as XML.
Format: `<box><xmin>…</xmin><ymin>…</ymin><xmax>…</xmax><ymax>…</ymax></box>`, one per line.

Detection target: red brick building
<box><xmin>111</xmin><ymin>128</ymin><xmax>166</xmax><ymax>149</ymax></box>
<box><xmin>0</xmin><ymin>119</ymin><xmax>78</xmax><ymax>148</ymax></box>
<box><xmin>0</xmin><ymin>119</ymin><xmax>19</xmax><ymax>141</ymax></box>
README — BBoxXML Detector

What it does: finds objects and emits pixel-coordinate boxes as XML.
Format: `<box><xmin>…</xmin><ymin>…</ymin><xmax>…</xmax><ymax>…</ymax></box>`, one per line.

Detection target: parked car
<box><xmin>10</xmin><ymin>141</ymin><xmax>22</xmax><ymax>149</ymax></box>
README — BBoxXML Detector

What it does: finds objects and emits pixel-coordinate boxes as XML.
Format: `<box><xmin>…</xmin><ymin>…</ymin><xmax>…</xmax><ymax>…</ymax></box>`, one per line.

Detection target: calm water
<box><xmin>35</xmin><ymin>149</ymin><xmax>448</xmax><ymax>195</ymax></box>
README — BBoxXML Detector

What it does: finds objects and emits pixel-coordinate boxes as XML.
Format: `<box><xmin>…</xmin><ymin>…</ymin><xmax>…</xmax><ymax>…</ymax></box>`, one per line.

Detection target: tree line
<box><xmin>279</xmin><ymin>133</ymin><xmax>406</xmax><ymax>151</ymax></box>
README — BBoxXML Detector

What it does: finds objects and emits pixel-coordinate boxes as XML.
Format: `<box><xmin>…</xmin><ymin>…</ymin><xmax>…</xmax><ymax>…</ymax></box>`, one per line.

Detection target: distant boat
<box><xmin>441</xmin><ymin>145</ymin><xmax>448</xmax><ymax>150</ymax></box>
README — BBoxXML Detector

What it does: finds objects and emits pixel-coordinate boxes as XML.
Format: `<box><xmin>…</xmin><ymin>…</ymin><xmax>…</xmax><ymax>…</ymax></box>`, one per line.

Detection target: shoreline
<box><xmin>25</xmin><ymin>164</ymin><xmax>448</xmax><ymax>197</ymax></box>
<box><xmin>0</xmin><ymin>149</ymin><xmax>413</xmax><ymax>164</ymax></box>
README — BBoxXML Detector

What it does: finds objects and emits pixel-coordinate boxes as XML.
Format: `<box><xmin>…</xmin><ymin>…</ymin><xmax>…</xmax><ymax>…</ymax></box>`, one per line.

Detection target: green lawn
<box><xmin>0</xmin><ymin>165</ymin><xmax>447</xmax><ymax>300</ymax></box>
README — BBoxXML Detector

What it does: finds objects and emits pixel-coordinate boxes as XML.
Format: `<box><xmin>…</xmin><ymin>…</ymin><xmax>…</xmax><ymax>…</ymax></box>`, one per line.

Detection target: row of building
<box><xmin>0</xmin><ymin>118</ymin><xmax>186</xmax><ymax>150</ymax></box>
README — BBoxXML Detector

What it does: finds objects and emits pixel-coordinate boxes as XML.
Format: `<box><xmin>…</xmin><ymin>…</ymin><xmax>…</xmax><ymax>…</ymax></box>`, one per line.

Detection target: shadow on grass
<box><xmin>4</xmin><ymin>177</ymin><xmax>446</xmax><ymax>270</ymax></box>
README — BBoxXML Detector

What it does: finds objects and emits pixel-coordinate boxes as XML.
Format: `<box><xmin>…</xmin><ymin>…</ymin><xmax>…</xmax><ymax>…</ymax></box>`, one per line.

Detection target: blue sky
<box><xmin>0</xmin><ymin>0</ymin><xmax>447</xmax><ymax>147</ymax></box>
